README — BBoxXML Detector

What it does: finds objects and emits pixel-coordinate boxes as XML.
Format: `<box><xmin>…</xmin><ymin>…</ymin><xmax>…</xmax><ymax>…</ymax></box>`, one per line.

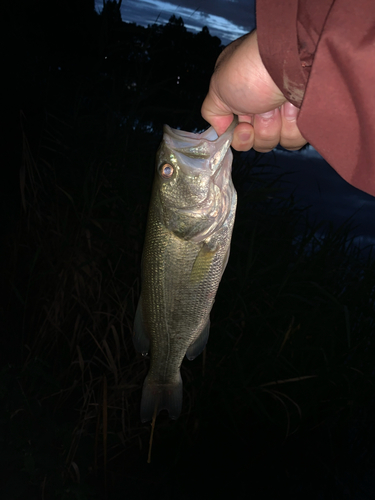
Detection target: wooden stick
<box><xmin>147</xmin><ymin>403</ymin><xmax>158</xmax><ymax>464</ymax></box>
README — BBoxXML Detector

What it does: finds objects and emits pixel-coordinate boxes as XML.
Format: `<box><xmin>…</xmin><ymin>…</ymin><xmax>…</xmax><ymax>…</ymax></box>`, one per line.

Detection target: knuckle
<box><xmin>281</xmin><ymin>129</ymin><xmax>302</xmax><ymax>143</ymax></box>
<box><xmin>253</xmin><ymin>128</ymin><xmax>280</xmax><ymax>151</ymax></box>
<box><xmin>280</xmin><ymin>127</ymin><xmax>307</xmax><ymax>150</ymax></box>
<box><xmin>253</xmin><ymin>138</ymin><xmax>279</xmax><ymax>152</ymax></box>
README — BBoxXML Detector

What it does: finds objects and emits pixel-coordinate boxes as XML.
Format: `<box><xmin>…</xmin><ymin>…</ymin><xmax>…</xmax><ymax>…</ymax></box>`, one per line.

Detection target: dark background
<box><xmin>2</xmin><ymin>1</ymin><xmax>375</xmax><ymax>498</ymax></box>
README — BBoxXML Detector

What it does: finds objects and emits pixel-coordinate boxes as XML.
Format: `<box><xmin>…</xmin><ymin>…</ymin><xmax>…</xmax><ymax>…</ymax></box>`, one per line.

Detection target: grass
<box><xmin>3</xmin><ymin>110</ymin><xmax>375</xmax><ymax>498</ymax></box>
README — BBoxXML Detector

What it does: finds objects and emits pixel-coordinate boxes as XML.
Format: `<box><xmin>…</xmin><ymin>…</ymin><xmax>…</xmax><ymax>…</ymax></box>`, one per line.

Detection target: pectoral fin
<box><xmin>190</xmin><ymin>244</ymin><xmax>216</xmax><ymax>285</ymax></box>
<box><xmin>133</xmin><ymin>295</ymin><xmax>150</xmax><ymax>354</ymax></box>
<box><xmin>186</xmin><ymin>318</ymin><xmax>210</xmax><ymax>360</ymax></box>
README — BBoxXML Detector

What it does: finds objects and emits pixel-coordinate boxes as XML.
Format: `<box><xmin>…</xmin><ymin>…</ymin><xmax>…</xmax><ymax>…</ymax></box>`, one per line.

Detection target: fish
<box><xmin>133</xmin><ymin>116</ymin><xmax>238</xmax><ymax>422</ymax></box>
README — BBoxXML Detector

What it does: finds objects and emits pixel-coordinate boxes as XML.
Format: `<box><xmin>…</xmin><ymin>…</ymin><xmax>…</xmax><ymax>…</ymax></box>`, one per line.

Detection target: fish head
<box><xmin>154</xmin><ymin>117</ymin><xmax>237</xmax><ymax>241</ymax></box>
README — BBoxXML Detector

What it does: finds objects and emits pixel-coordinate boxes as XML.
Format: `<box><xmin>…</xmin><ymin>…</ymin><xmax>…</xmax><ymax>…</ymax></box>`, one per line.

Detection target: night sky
<box><xmin>94</xmin><ymin>0</ymin><xmax>256</xmax><ymax>45</ymax></box>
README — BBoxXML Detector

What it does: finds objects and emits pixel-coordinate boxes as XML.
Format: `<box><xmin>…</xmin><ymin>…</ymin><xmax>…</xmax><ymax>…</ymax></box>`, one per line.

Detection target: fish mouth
<box><xmin>163</xmin><ymin>123</ymin><xmax>219</xmax><ymax>145</ymax></box>
<box><xmin>164</xmin><ymin>115</ymin><xmax>238</xmax><ymax>141</ymax></box>
<box><xmin>163</xmin><ymin>116</ymin><xmax>238</xmax><ymax>175</ymax></box>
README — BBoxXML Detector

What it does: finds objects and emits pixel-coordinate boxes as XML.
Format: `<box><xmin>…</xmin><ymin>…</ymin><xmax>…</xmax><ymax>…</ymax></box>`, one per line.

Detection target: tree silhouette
<box><xmin>7</xmin><ymin>4</ymin><xmax>225</xmax><ymax>197</ymax></box>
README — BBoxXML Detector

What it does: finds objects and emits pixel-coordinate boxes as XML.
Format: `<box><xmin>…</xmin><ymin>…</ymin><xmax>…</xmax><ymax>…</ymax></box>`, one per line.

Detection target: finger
<box><xmin>252</xmin><ymin>108</ymin><xmax>282</xmax><ymax>152</ymax></box>
<box><xmin>231</xmin><ymin>122</ymin><xmax>254</xmax><ymax>151</ymax></box>
<box><xmin>201</xmin><ymin>91</ymin><xmax>254</xmax><ymax>149</ymax></box>
<box><xmin>280</xmin><ymin>102</ymin><xmax>308</xmax><ymax>150</ymax></box>
<box><xmin>201</xmin><ymin>92</ymin><xmax>234</xmax><ymax>136</ymax></box>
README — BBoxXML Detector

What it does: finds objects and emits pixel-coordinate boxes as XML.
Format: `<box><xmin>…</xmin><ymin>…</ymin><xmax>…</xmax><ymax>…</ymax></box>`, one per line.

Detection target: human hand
<box><xmin>201</xmin><ymin>30</ymin><xmax>307</xmax><ymax>152</ymax></box>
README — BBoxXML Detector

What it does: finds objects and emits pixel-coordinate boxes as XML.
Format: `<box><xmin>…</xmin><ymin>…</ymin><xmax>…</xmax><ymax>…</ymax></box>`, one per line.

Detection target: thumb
<box><xmin>201</xmin><ymin>92</ymin><xmax>235</xmax><ymax>136</ymax></box>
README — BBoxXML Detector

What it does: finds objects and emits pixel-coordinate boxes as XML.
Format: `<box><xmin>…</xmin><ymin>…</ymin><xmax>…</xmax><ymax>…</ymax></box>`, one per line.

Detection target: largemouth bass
<box><xmin>133</xmin><ymin>117</ymin><xmax>237</xmax><ymax>422</ymax></box>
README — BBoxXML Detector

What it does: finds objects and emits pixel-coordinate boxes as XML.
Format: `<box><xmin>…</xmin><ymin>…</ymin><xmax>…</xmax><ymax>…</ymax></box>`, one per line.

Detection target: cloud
<box><xmin>95</xmin><ymin>0</ymin><xmax>255</xmax><ymax>45</ymax></box>
<box><xmin>171</xmin><ymin>0</ymin><xmax>256</xmax><ymax>29</ymax></box>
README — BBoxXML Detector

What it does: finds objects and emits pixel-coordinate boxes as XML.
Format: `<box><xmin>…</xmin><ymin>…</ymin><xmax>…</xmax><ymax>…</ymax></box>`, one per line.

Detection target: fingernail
<box><xmin>259</xmin><ymin>110</ymin><xmax>275</xmax><ymax>120</ymax></box>
<box><xmin>239</xmin><ymin>132</ymin><xmax>251</xmax><ymax>142</ymax></box>
<box><xmin>283</xmin><ymin>102</ymin><xmax>299</xmax><ymax>121</ymax></box>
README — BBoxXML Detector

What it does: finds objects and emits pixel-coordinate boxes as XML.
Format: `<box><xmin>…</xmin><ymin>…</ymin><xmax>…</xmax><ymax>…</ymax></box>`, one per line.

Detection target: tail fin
<box><xmin>140</xmin><ymin>373</ymin><xmax>183</xmax><ymax>422</ymax></box>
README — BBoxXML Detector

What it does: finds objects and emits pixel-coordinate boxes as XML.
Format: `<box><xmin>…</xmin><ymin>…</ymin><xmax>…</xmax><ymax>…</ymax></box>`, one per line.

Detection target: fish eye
<box><xmin>160</xmin><ymin>163</ymin><xmax>174</xmax><ymax>179</ymax></box>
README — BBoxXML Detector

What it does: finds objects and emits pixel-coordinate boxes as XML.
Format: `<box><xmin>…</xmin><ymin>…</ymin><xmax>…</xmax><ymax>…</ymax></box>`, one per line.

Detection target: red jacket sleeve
<box><xmin>257</xmin><ymin>0</ymin><xmax>375</xmax><ymax>197</ymax></box>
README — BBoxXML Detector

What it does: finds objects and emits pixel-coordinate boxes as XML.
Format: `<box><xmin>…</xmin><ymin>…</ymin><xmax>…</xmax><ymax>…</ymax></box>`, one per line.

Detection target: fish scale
<box><xmin>133</xmin><ymin>117</ymin><xmax>238</xmax><ymax>421</ymax></box>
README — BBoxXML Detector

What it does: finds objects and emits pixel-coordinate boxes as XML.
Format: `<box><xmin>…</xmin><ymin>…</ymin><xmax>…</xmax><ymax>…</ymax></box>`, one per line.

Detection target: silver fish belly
<box><xmin>133</xmin><ymin>117</ymin><xmax>237</xmax><ymax>422</ymax></box>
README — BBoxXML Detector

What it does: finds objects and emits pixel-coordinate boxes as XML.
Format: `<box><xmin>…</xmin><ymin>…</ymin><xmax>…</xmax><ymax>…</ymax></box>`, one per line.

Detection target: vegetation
<box><xmin>3</xmin><ymin>1</ymin><xmax>375</xmax><ymax>498</ymax></box>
